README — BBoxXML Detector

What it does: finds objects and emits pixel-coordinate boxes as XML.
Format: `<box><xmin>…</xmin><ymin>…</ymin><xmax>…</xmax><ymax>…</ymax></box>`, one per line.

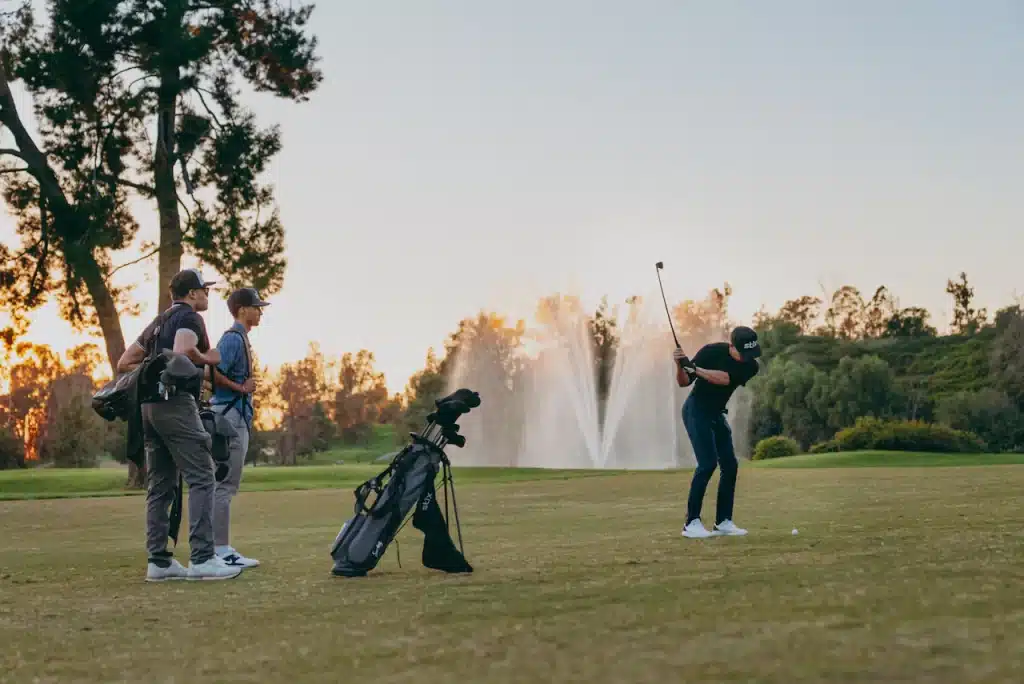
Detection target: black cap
<box><xmin>169</xmin><ymin>268</ymin><xmax>217</xmax><ymax>298</ymax></box>
<box><xmin>227</xmin><ymin>287</ymin><xmax>271</xmax><ymax>316</ymax></box>
<box><xmin>731</xmin><ymin>326</ymin><xmax>761</xmax><ymax>361</ymax></box>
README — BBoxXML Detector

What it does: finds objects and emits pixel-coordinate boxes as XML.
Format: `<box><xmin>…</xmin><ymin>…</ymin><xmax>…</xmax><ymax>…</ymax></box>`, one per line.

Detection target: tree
<box><xmin>1</xmin><ymin>1</ymin><xmax>323</xmax><ymax>366</ymax></box>
<box><xmin>333</xmin><ymin>349</ymin><xmax>389</xmax><ymax>444</ymax></box>
<box><xmin>672</xmin><ymin>283</ymin><xmax>733</xmax><ymax>349</ymax></box>
<box><xmin>589</xmin><ymin>296</ymin><xmax>619</xmax><ymax>404</ymax></box>
<box><xmin>749</xmin><ymin>359</ymin><xmax>830</xmax><ymax>449</ymax></box>
<box><xmin>0</xmin><ymin>52</ymin><xmax>135</xmax><ymax>370</ymax></box>
<box><xmin>812</xmin><ymin>355</ymin><xmax>900</xmax><ymax>432</ymax></box>
<box><xmin>275</xmin><ymin>342</ymin><xmax>333</xmax><ymax>464</ymax></box>
<box><xmin>883</xmin><ymin>306</ymin><xmax>937</xmax><ymax>338</ymax></box>
<box><xmin>990</xmin><ymin>309</ymin><xmax>1024</xmax><ymax>409</ymax></box>
<box><xmin>777</xmin><ymin>295</ymin><xmax>822</xmax><ymax>334</ymax></box>
<box><xmin>6</xmin><ymin>341</ymin><xmax>66</xmax><ymax>460</ymax></box>
<box><xmin>937</xmin><ymin>389</ymin><xmax>1023</xmax><ymax>453</ymax></box>
<box><xmin>37</xmin><ymin>372</ymin><xmax>107</xmax><ymax>467</ymax></box>
<box><xmin>401</xmin><ymin>347</ymin><xmax>447</xmax><ymax>436</ymax></box>
<box><xmin>946</xmin><ymin>272</ymin><xmax>987</xmax><ymax>335</ymax></box>
<box><xmin>822</xmin><ymin>286</ymin><xmax>864</xmax><ymax>339</ymax></box>
<box><xmin>862</xmin><ymin>286</ymin><xmax>897</xmax><ymax>339</ymax></box>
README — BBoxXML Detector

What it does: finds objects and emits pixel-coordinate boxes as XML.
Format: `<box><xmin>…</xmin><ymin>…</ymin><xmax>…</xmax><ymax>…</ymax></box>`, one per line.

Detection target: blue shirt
<box><xmin>211</xmin><ymin>322</ymin><xmax>254</xmax><ymax>427</ymax></box>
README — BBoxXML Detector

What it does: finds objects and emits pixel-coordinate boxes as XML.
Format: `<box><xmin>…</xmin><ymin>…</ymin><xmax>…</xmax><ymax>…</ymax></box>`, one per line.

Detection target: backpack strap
<box><xmin>218</xmin><ymin>328</ymin><xmax>252</xmax><ymax>423</ymax></box>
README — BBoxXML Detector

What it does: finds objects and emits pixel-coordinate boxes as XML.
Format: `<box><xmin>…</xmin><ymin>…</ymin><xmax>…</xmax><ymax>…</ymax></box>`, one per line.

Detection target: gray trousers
<box><xmin>143</xmin><ymin>394</ymin><xmax>216</xmax><ymax>564</ymax></box>
<box><xmin>212</xmin><ymin>403</ymin><xmax>250</xmax><ymax>547</ymax></box>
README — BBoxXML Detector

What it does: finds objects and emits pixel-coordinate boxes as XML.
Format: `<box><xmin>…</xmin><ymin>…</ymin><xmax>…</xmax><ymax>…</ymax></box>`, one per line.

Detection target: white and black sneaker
<box><xmin>713</xmin><ymin>520</ymin><xmax>748</xmax><ymax>536</ymax></box>
<box><xmin>682</xmin><ymin>518</ymin><xmax>715</xmax><ymax>539</ymax></box>
<box><xmin>218</xmin><ymin>547</ymin><xmax>260</xmax><ymax>568</ymax></box>
<box><xmin>146</xmin><ymin>558</ymin><xmax>188</xmax><ymax>582</ymax></box>
<box><xmin>187</xmin><ymin>556</ymin><xmax>243</xmax><ymax>581</ymax></box>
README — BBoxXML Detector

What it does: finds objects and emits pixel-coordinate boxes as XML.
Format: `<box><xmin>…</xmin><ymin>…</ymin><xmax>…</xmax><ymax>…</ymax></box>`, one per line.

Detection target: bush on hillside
<box><xmin>832</xmin><ymin>417</ymin><xmax>986</xmax><ymax>454</ymax></box>
<box><xmin>752</xmin><ymin>435</ymin><xmax>802</xmax><ymax>460</ymax></box>
<box><xmin>808</xmin><ymin>439</ymin><xmax>840</xmax><ymax>454</ymax></box>
<box><xmin>0</xmin><ymin>425</ymin><xmax>25</xmax><ymax>470</ymax></box>
<box><xmin>936</xmin><ymin>389</ymin><xmax>1024</xmax><ymax>453</ymax></box>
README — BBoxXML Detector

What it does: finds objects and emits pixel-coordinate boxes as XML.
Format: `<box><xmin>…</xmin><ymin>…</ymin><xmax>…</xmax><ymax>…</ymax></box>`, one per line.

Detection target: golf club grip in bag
<box><xmin>330</xmin><ymin>441</ymin><xmax>441</xmax><ymax>576</ymax></box>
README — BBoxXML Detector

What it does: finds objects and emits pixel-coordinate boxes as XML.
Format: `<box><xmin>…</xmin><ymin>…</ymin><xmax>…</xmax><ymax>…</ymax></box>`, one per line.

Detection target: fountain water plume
<box><xmin>443</xmin><ymin>289</ymin><xmax>752</xmax><ymax>469</ymax></box>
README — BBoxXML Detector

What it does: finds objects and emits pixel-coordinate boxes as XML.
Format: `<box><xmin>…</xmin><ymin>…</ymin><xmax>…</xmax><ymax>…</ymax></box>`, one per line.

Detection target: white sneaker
<box><xmin>146</xmin><ymin>558</ymin><xmax>188</xmax><ymax>582</ymax></box>
<box><xmin>682</xmin><ymin>519</ymin><xmax>715</xmax><ymax>538</ymax></box>
<box><xmin>714</xmin><ymin>520</ymin><xmax>748</xmax><ymax>536</ymax></box>
<box><xmin>187</xmin><ymin>556</ymin><xmax>243</xmax><ymax>581</ymax></box>
<box><xmin>219</xmin><ymin>547</ymin><xmax>260</xmax><ymax>569</ymax></box>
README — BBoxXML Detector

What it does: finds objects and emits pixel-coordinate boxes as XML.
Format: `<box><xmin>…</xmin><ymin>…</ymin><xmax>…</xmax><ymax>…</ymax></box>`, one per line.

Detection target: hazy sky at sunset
<box><xmin>2</xmin><ymin>1</ymin><xmax>1023</xmax><ymax>392</ymax></box>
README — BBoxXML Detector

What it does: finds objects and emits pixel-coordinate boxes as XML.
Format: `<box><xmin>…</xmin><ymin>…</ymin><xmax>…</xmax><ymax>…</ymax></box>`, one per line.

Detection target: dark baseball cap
<box><xmin>169</xmin><ymin>268</ymin><xmax>217</xmax><ymax>298</ymax></box>
<box><xmin>227</xmin><ymin>287</ymin><xmax>271</xmax><ymax>316</ymax></box>
<box><xmin>731</xmin><ymin>326</ymin><xmax>762</xmax><ymax>361</ymax></box>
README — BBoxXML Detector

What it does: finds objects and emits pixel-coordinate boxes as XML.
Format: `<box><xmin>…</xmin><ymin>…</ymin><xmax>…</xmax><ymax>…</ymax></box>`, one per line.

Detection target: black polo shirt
<box><xmin>136</xmin><ymin>302</ymin><xmax>211</xmax><ymax>398</ymax></box>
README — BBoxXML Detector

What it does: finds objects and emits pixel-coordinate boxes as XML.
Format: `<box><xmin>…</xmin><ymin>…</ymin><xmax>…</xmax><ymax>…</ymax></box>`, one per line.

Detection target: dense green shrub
<box><xmin>37</xmin><ymin>392</ymin><xmax>107</xmax><ymax>468</ymax></box>
<box><xmin>0</xmin><ymin>425</ymin><xmax>25</xmax><ymax>470</ymax></box>
<box><xmin>808</xmin><ymin>440</ymin><xmax>840</xmax><ymax>454</ymax></box>
<box><xmin>936</xmin><ymin>389</ymin><xmax>1023</xmax><ymax>453</ymax></box>
<box><xmin>832</xmin><ymin>417</ymin><xmax>986</xmax><ymax>453</ymax></box>
<box><xmin>752</xmin><ymin>435</ymin><xmax>802</xmax><ymax>460</ymax></box>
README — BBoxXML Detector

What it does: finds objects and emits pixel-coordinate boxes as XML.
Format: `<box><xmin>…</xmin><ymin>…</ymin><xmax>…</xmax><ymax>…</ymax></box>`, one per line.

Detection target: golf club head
<box><xmin>656</xmin><ymin>261</ymin><xmax>664</xmax><ymax>269</ymax></box>
<box><xmin>445</xmin><ymin>433</ymin><xmax>467</xmax><ymax>449</ymax></box>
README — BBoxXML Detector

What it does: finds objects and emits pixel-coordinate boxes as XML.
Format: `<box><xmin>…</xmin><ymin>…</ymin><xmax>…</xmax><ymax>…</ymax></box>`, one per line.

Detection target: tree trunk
<box><xmin>155</xmin><ymin>75</ymin><xmax>183</xmax><ymax>312</ymax></box>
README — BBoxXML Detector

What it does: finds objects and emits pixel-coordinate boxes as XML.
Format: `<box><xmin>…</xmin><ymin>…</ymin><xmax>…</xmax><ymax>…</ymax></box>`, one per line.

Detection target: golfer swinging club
<box><xmin>673</xmin><ymin>326</ymin><xmax>761</xmax><ymax>538</ymax></box>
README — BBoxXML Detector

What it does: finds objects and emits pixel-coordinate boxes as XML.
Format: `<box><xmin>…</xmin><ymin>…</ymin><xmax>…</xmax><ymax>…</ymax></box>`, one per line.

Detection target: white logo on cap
<box><xmin>744</xmin><ymin>341</ymin><xmax>758</xmax><ymax>349</ymax></box>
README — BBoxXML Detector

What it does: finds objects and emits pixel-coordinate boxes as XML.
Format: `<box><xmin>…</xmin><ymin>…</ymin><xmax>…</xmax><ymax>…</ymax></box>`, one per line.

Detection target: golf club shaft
<box><xmin>655</xmin><ymin>264</ymin><xmax>681</xmax><ymax>349</ymax></box>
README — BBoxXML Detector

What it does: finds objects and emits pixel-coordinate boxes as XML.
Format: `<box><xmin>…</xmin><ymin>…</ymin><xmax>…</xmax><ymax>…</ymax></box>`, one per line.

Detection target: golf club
<box><xmin>655</xmin><ymin>261</ymin><xmax>681</xmax><ymax>349</ymax></box>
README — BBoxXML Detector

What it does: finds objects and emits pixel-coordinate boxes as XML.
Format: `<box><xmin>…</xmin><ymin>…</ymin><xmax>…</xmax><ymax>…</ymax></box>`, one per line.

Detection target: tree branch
<box><xmin>0</xmin><ymin>165</ymin><xmax>27</xmax><ymax>174</ymax></box>
<box><xmin>0</xmin><ymin>147</ymin><xmax>26</xmax><ymax>161</ymax></box>
<box><xmin>95</xmin><ymin>172</ymin><xmax>156</xmax><ymax>196</ymax></box>
<box><xmin>192</xmin><ymin>86</ymin><xmax>223</xmax><ymax>128</ymax></box>
<box><xmin>28</xmin><ymin>191</ymin><xmax>49</xmax><ymax>300</ymax></box>
<box><xmin>106</xmin><ymin>239</ymin><xmax>181</xmax><ymax>280</ymax></box>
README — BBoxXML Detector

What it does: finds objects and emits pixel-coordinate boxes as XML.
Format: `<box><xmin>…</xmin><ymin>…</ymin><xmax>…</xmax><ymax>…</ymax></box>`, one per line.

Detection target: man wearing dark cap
<box><xmin>672</xmin><ymin>325</ymin><xmax>762</xmax><ymax>539</ymax></box>
<box><xmin>117</xmin><ymin>268</ymin><xmax>242</xmax><ymax>581</ymax></box>
<box><xmin>209</xmin><ymin>287</ymin><xmax>270</xmax><ymax>568</ymax></box>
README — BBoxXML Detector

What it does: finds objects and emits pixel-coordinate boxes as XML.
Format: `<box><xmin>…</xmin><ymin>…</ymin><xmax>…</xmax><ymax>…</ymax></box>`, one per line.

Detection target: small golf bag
<box><xmin>330</xmin><ymin>388</ymin><xmax>480</xmax><ymax>577</ymax></box>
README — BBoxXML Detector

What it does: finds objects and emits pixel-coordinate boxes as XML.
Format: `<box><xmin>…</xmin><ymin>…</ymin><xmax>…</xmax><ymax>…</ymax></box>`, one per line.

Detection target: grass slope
<box><xmin>1</xmin><ymin>466</ymin><xmax>1022</xmax><ymax>682</ymax></box>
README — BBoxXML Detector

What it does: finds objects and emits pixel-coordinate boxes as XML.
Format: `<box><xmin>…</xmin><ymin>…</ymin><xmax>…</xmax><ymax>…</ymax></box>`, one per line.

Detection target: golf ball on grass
<box><xmin>792</xmin><ymin>528</ymin><xmax>799</xmax><ymax>535</ymax></box>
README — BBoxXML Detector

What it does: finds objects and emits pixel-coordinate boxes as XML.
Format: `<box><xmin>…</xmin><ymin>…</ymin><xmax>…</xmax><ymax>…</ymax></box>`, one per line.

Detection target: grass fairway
<box><xmin>2</xmin><ymin>465</ymin><xmax>1023</xmax><ymax>683</ymax></box>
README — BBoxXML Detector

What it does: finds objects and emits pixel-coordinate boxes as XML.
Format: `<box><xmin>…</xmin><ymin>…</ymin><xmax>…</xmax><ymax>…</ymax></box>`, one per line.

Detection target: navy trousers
<box><xmin>682</xmin><ymin>394</ymin><xmax>738</xmax><ymax>525</ymax></box>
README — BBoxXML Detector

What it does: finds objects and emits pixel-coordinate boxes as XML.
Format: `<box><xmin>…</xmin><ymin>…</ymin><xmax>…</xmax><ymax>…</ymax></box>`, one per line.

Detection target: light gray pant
<box><xmin>143</xmin><ymin>394</ymin><xmax>216</xmax><ymax>564</ymax></box>
<box><xmin>213</xmin><ymin>404</ymin><xmax>250</xmax><ymax>548</ymax></box>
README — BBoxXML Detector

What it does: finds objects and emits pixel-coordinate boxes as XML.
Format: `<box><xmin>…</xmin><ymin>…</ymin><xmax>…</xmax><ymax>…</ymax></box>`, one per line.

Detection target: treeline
<box><xmin>748</xmin><ymin>274</ymin><xmax>1024</xmax><ymax>453</ymax></box>
<box><xmin>2</xmin><ymin>272</ymin><xmax>1022</xmax><ymax>469</ymax></box>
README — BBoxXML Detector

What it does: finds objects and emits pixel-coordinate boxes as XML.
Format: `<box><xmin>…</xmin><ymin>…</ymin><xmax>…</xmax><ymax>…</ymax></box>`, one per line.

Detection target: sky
<box><xmin>2</xmin><ymin>1</ymin><xmax>1023</xmax><ymax>392</ymax></box>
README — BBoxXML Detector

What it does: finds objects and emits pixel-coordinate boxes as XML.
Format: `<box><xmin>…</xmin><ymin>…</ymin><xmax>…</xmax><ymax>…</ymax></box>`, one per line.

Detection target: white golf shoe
<box><xmin>218</xmin><ymin>547</ymin><xmax>260</xmax><ymax>569</ymax></box>
<box><xmin>713</xmin><ymin>520</ymin><xmax>748</xmax><ymax>536</ymax></box>
<box><xmin>682</xmin><ymin>519</ymin><xmax>715</xmax><ymax>538</ymax></box>
<box><xmin>146</xmin><ymin>558</ymin><xmax>188</xmax><ymax>582</ymax></box>
<box><xmin>187</xmin><ymin>556</ymin><xmax>243</xmax><ymax>580</ymax></box>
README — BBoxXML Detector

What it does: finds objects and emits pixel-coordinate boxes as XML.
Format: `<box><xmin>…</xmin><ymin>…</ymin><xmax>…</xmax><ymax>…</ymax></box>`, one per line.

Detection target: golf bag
<box><xmin>330</xmin><ymin>388</ymin><xmax>480</xmax><ymax>577</ymax></box>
